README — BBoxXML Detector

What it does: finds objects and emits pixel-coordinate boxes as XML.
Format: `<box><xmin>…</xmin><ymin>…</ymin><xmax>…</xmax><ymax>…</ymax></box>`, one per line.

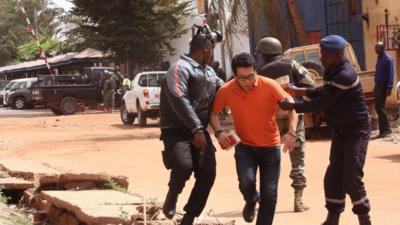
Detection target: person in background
<box><xmin>122</xmin><ymin>75</ymin><xmax>131</xmax><ymax>93</ymax></box>
<box><xmin>162</xmin><ymin>61</ymin><xmax>171</xmax><ymax>71</ymax></box>
<box><xmin>211</xmin><ymin>61</ymin><xmax>227</xmax><ymax>81</ymax></box>
<box><xmin>374</xmin><ymin>42</ymin><xmax>394</xmax><ymax>138</ymax></box>
<box><xmin>102</xmin><ymin>71</ymin><xmax>116</xmax><ymax>113</ymax></box>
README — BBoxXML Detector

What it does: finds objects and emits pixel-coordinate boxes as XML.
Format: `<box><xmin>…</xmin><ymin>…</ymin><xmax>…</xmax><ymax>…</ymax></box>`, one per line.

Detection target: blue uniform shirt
<box><xmin>294</xmin><ymin>60</ymin><xmax>369</xmax><ymax>131</ymax></box>
<box><xmin>375</xmin><ymin>52</ymin><xmax>394</xmax><ymax>89</ymax></box>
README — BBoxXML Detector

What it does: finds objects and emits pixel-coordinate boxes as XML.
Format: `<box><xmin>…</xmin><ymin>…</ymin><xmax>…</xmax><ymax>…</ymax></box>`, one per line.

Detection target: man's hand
<box><xmin>282</xmin><ymin>133</ymin><xmax>296</xmax><ymax>153</ymax></box>
<box><xmin>287</xmin><ymin>84</ymin><xmax>307</xmax><ymax>96</ymax></box>
<box><xmin>278</xmin><ymin>98</ymin><xmax>295</xmax><ymax>110</ymax></box>
<box><xmin>192</xmin><ymin>130</ymin><xmax>206</xmax><ymax>150</ymax></box>
<box><xmin>386</xmin><ymin>88</ymin><xmax>392</xmax><ymax>96</ymax></box>
<box><xmin>216</xmin><ymin>131</ymin><xmax>232</xmax><ymax>151</ymax></box>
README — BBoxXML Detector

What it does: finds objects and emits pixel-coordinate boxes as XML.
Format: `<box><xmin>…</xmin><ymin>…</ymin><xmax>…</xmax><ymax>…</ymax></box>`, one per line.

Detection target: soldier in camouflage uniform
<box><xmin>256</xmin><ymin>37</ymin><xmax>315</xmax><ymax>212</ymax></box>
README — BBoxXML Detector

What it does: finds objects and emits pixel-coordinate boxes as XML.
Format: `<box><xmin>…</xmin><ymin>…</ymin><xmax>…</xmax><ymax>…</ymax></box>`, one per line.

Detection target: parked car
<box><xmin>1</xmin><ymin>78</ymin><xmax>25</xmax><ymax>106</ymax></box>
<box><xmin>120</xmin><ymin>71</ymin><xmax>166</xmax><ymax>127</ymax></box>
<box><xmin>1</xmin><ymin>80</ymin><xmax>18</xmax><ymax>106</ymax></box>
<box><xmin>6</xmin><ymin>78</ymin><xmax>40</xmax><ymax>109</ymax></box>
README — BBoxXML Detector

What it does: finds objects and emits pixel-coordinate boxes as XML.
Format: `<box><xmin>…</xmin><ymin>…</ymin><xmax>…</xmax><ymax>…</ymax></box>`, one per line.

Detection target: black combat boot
<box><xmin>321</xmin><ymin>212</ymin><xmax>340</xmax><ymax>225</ymax></box>
<box><xmin>162</xmin><ymin>190</ymin><xmax>178</xmax><ymax>219</ymax></box>
<box><xmin>358</xmin><ymin>214</ymin><xmax>372</xmax><ymax>225</ymax></box>
<box><xmin>180</xmin><ymin>214</ymin><xmax>195</xmax><ymax>225</ymax></box>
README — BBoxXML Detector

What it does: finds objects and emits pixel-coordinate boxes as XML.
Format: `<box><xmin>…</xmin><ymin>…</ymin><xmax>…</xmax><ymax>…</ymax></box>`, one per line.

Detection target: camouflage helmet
<box><xmin>256</xmin><ymin>37</ymin><xmax>282</xmax><ymax>55</ymax></box>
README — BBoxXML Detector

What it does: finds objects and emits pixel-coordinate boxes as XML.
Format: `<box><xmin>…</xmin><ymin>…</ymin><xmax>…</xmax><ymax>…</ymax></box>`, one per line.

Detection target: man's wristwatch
<box><xmin>215</xmin><ymin>129</ymin><xmax>224</xmax><ymax>138</ymax></box>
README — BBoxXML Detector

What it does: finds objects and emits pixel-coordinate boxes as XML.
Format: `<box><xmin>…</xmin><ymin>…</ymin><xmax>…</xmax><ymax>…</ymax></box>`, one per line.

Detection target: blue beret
<box><xmin>320</xmin><ymin>35</ymin><xmax>346</xmax><ymax>53</ymax></box>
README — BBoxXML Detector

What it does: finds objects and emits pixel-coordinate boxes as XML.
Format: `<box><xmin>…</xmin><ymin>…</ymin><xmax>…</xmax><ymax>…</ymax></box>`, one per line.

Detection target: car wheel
<box><xmin>301</xmin><ymin>61</ymin><xmax>325</xmax><ymax>79</ymax></box>
<box><xmin>60</xmin><ymin>97</ymin><xmax>78</xmax><ymax>115</ymax></box>
<box><xmin>120</xmin><ymin>104</ymin><xmax>135</xmax><ymax>125</ymax></box>
<box><xmin>50</xmin><ymin>107</ymin><xmax>63</xmax><ymax>115</ymax></box>
<box><xmin>137</xmin><ymin>102</ymin><xmax>147</xmax><ymax>127</ymax></box>
<box><xmin>13</xmin><ymin>97</ymin><xmax>26</xmax><ymax>109</ymax></box>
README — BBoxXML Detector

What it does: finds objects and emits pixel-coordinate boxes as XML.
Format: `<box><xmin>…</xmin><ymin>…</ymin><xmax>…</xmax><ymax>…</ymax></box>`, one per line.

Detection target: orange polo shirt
<box><xmin>213</xmin><ymin>75</ymin><xmax>289</xmax><ymax>147</ymax></box>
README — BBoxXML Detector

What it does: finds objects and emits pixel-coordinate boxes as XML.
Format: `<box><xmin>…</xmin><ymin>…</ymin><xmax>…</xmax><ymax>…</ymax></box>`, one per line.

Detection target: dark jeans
<box><xmin>161</xmin><ymin>129</ymin><xmax>216</xmax><ymax>217</ymax></box>
<box><xmin>324</xmin><ymin>121</ymin><xmax>371</xmax><ymax>215</ymax></box>
<box><xmin>374</xmin><ymin>83</ymin><xmax>391</xmax><ymax>134</ymax></box>
<box><xmin>234</xmin><ymin>143</ymin><xmax>281</xmax><ymax>225</ymax></box>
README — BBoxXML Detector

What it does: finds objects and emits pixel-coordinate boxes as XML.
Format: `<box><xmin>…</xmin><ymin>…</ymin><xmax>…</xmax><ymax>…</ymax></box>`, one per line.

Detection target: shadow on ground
<box><xmin>375</xmin><ymin>154</ymin><xmax>400</xmax><ymax>163</ymax></box>
<box><xmin>110</xmin><ymin>123</ymin><xmax>159</xmax><ymax>129</ymax></box>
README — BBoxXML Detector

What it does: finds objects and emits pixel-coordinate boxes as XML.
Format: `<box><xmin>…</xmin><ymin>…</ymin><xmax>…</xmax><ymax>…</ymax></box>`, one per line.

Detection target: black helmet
<box><xmin>256</xmin><ymin>37</ymin><xmax>282</xmax><ymax>55</ymax></box>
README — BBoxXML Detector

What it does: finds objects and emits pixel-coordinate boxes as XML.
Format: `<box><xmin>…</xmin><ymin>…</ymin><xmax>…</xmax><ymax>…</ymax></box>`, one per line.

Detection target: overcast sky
<box><xmin>51</xmin><ymin>0</ymin><xmax>73</xmax><ymax>11</ymax></box>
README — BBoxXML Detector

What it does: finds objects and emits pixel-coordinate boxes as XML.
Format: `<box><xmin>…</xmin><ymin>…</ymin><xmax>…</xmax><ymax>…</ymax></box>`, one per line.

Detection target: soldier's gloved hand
<box><xmin>192</xmin><ymin>129</ymin><xmax>206</xmax><ymax>150</ymax></box>
<box><xmin>278</xmin><ymin>99</ymin><xmax>295</xmax><ymax>110</ymax></box>
<box><xmin>386</xmin><ymin>88</ymin><xmax>392</xmax><ymax>96</ymax></box>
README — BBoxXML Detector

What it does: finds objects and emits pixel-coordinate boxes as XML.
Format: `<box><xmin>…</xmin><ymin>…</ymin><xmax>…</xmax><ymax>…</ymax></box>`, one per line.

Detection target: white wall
<box><xmin>164</xmin><ymin>1</ymin><xmax>250</xmax><ymax>79</ymax></box>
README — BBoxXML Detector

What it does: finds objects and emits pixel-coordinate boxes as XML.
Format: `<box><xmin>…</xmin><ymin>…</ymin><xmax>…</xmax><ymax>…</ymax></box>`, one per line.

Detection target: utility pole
<box><xmin>217</xmin><ymin>0</ymin><xmax>226</xmax><ymax>72</ymax></box>
<box><xmin>34</xmin><ymin>7</ymin><xmax>39</xmax><ymax>40</ymax></box>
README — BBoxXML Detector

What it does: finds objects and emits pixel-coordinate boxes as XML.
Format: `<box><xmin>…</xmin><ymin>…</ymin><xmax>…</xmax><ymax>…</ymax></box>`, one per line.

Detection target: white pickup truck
<box><xmin>120</xmin><ymin>71</ymin><xmax>166</xmax><ymax>127</ymax></box>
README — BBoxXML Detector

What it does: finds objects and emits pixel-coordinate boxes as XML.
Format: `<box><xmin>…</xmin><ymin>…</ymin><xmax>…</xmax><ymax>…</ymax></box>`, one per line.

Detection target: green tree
<box><xmin>16</xmin><ymin>36</ymin><xmax>61</xmax><ymax>63</ymax></box>
<box><xmin>0</xmin><ymin>0</ymin><xmax>63</xmax><ymax>66</ymax></box>
<box><xmin>67</xmin><ymin>0</ymin><xmax>191</xmax><ymax>68</ymax></box>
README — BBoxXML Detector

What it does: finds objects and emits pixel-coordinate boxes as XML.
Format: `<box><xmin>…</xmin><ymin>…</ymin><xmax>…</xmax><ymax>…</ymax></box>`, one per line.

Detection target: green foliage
<box><xmin>0</xmin><ymin>0</ymin><xmax>64</xmax><ymax>66</ymax></box>
<box><xmin>67</xmin><ymin>0</ymin><xmax>191</xmax><ymax>67</ymax></box>
<box><xmin>105</xmin><ymin>180</ymin><xmax>128</xmax><ymax>193</ymax></box>
<box><xmin>118</xmin><ymin>206</ymin><xmax>129</xmax><ymax>220</ymax></box>
<box><xmin>17</xmin><ymin>36</ymin><xmax>60</xmax><ymax>62</ymax></box>
<box><xmin>0</xmin><ymin>189</ymin><xmax>10</xmax><ymax>204</ymax></box>
<box><xmin>0</xmin><ymin>214</ymin><xmax>33</xmax><ymax>225</ymax></box>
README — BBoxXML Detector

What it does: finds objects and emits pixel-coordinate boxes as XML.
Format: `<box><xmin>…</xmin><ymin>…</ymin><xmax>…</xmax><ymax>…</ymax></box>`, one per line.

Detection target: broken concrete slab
<box><xmin>41</xmin><ymin>190</ymin><xmax>144</xmax><ymax>225</ymax></box>
<box><xmin>0</xmin><ymin>177</ymin><xmax>34</xmax><ymax>190</ymax></box>
<box><xmin>0</xmin><ymin>158</ymin><xmax>60</xmax><ymax>180</ymax></box>
<box><xmin>193</xmin><ymin>216</ymin><xmax>235</xmax><ymax>225</ymax></box>
<box><xmin>34</xmin><ymin>173</ymin><xmax>129</xmax><ymax>190</ymax></box>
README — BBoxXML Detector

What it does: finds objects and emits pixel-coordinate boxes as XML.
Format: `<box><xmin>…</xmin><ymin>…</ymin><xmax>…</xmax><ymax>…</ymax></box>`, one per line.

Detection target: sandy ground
<box><xmin>0</xmin><ymin>109</ymin><xmax>399</xmax><ymax>225</ymax></box>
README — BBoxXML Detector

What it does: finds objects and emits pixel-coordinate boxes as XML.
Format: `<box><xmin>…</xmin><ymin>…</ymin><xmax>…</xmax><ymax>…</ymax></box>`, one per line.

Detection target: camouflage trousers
<box><xmin>277</xmin><ymin>115</ymin><xmax>307</xmax><ymax>190</ymax></box>
<box><xmin>103</xmin><ymin>90</ymin><xmax>115</xmax><ymax>110</ymax></box>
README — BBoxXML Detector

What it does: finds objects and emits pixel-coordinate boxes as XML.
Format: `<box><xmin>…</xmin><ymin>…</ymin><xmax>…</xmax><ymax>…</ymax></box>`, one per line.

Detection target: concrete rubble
<box><xmin>0</xmin><ymin>158</ymin><xmax>235</xmax><ymax>225</ymax></box>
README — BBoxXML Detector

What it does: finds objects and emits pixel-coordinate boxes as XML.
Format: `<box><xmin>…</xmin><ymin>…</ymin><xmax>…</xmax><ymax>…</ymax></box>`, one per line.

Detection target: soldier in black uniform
<box><xmin>279</xmin><ymin>35</ymin><xmax>372</xmax><ymax>225</ymax></box>
<box><xmin>159</xmin><ymin>25</ymin><xmax>223</xmax><ymax>225</ymax></box>
<box><xmin>256</xmin><ymin>37</ymin><xmax>315</xmax><ymax>212</ymax></box>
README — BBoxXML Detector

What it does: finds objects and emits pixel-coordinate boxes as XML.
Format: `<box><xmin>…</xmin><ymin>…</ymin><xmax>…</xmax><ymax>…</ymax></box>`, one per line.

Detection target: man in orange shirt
<box><xmin>210</xmin><ymin>53</ymin><xmax>297</xmax><ymax>225</ymax></box>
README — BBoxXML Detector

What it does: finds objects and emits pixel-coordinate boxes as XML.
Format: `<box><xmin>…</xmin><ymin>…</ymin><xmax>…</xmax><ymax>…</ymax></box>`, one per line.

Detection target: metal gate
<box><xmin>324</xmin><ymin>0</ymin><xmax>365</xmax><ymax>70</ymax></box>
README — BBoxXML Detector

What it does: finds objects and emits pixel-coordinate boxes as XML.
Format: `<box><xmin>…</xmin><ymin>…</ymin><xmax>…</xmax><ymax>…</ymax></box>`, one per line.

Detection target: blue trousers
<box><xmin>234</xmin><ymin>143</ymin><xmax>281</xmax><ymax>225</ymax></box>
<box><xmin>324</xmin><ymin>120</ymin><xmax>371</xmax><ymax>215</ymax></box>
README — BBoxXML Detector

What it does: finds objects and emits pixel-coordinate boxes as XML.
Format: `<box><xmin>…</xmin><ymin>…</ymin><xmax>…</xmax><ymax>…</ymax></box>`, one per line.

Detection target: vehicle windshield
<box><xmin>4</xmin><ymin>81</ymin><xmax>17</xmax><ymax>90</ymax></box>
<box><xmin>12</xmin><ymin>81</ymin><xmax>28</xmax><ymax>90</ymax></box>
<box><xmin>138</xmin><ymin>73</ymin><xmax>165</xmax><ymax>87</ymax></box>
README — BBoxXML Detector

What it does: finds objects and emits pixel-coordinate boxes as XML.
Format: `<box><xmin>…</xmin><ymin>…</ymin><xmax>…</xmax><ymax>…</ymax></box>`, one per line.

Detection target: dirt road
<box><xmin>0</xmin><ymin>109</ymin><xmax>399</xmax><ymax>225</ymax></box>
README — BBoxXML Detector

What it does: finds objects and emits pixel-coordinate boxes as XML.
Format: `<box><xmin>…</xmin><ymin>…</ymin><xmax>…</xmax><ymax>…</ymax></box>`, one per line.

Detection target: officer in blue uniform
<box><xmin>279</xmin><ymin>35</ymin><xmax>372</xmax><ymax>225</ymax></box>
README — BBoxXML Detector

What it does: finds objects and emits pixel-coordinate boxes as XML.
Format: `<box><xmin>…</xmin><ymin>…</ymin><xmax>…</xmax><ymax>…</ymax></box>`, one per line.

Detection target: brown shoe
<box><xmin>294</xmin><ymin>189</ymin><xmax>310</xmax><ymax>212</ymax></box>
